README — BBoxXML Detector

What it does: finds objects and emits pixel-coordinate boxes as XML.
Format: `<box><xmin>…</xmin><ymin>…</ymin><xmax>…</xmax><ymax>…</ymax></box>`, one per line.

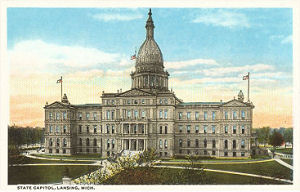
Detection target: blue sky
<box><xmin>7</xmin><ymin>8</ymin><xmax>293</xmax><ymax>127</ymax></box>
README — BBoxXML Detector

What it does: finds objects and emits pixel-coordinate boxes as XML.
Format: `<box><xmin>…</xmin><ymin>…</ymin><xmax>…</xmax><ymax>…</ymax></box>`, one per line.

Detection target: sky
<box><xmin>7</xmin><ymin>8</ymin><xmax>293</xmax><ymax>128</ymax></box>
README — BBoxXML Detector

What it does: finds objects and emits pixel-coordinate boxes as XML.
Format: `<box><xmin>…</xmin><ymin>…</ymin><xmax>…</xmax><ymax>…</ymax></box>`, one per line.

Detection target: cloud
<box><xmin>91</xmin><ymin>13</ymin><xmax>143</xmax><ymax>22</ymax></box>
<box><xmin>197</xmin><ymin>64</ymin><xmax>274</xmax><ymax>77</ymax></box>
<box><xmin>165</xmin><ymin>58</ymin><xmax>218</xmax><ymax>70</ymax></box>
<box><xmin>192</xmin><ymin>10</ymin><xmax>250</xmax><ymax>28</ymax></box>
<box><xmin>8</xmin><ymin>40</ymin><xmax>123</xmax><ymax>74</ymax></box>
<box><xmin>281</xmin><ymin>35</ymin><xmax>292</xmax><ymax>44</ymax></box>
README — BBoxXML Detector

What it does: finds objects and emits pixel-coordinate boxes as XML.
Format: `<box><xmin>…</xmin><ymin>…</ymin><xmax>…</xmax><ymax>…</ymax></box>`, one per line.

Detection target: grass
<box><xmin>275</xmin><ymin>148</ymin><xmax>293</xmax><ymax>155</ymax></box>
<box><xmin>102</xmin><ymin>167</ymin><xmax>287</xmax><ymax>184</ymax></box>
<box><xmin>31</xmin><ymin>153</ymin><xmax>104</xmax><ymax>160</ymax></box>
<box><xmin>9</xmin><ymin>155</ymin><xmax>95</xmax><ymax>165</ymax></box>
<box><xmin>281</xmin><ymin>159</ymin><xmax>293</xmax><ymax>166</ymax></box>
<box><xmin>157</xmin><ymin>160</ymin><xmax>292</xmax><ymax>181</ymax></box>
<box><xmin>8</xmin><ymin>165</ymin><xmax>100</xmax><ymax>184</ymax></box>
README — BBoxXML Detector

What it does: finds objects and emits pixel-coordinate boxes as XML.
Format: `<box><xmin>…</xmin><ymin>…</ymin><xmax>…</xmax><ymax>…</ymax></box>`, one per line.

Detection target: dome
<box><xmin>136</xmin><ymin>9</ymin><xmax>164</xmax><ymax>68</ymax></box>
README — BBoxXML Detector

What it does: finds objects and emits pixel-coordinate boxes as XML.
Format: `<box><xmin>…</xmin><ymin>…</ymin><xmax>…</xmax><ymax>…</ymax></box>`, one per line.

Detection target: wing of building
<box><xmin>44</xmin><ymin>9</ymin><xmax>255</xmax><ymax>158</ymax></box>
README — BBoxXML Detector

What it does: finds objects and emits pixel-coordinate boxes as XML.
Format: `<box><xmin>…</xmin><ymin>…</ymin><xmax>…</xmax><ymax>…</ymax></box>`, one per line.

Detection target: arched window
<box><xmin>164</xmin><ymin>140</ymin><xmax>168</xmax><ymax>149</ymax></box>
<box><xmin>112</xmin><ymin>139</ymin><xmax>115</xmax><ymax>149</ymax></box>
<box><xmin>233</xmin><ymin>140</ymin><xmax>236</xmax><ymax>149</ymax></box>
<box><xmin>224</xmin><ymin>140</ymin><xmax>228</xmax><ymax>149</ymax></box>
<box><xmin>204</xmin><ymin>139</ymin><xmax>207</xmax><ymax>148</ymax></box>
<box><xmin>56</xmin><ymin>138</ymin><xmax>60</xmax><ymax>147</ymax></box>
<box><xmin>94</xmin><ymin>138</ymin><xmax>97</xmax><ymax>146</ymax></box>
<box><xmin>49</xmin><ymin>138</ymin><xmax>53</xmax><ymax>146</ymax></box>
<box><xmin>63</xmin><ymin>125</ymin><xmax>67</xmax><ymax>133</ymax></box>
<box><xmin>107</xmin><ymin>139</ymin><xmax>110</xmax><ymax>149</ymax></box>
<box><xmin>187</xmin><ymin>139</ymin><xmax>191</xmax><ymax>147</ymax></box>
<box><xmin>159</xmin><ymin>139</ymin><xmax>163</xmax><ymax>149</ymax></box>
<box><xmin>86</xmin><ymin>138</ymin><xmax>90</xmax><ymax>146</ymax></box>
<box><xmin>79</xmin><ymin>138</ymin><xmax>82</xmax><ymax>146</ymax></box>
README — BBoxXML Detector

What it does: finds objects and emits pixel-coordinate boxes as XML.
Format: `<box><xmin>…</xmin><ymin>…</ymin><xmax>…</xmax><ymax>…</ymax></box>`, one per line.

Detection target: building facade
<box><xmin>44</xmin><ymin>9</ymin><xmax>254</xmax><ymax>158</ymax></box>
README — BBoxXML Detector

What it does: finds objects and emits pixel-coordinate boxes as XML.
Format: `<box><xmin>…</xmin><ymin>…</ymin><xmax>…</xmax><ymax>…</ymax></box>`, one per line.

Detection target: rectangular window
<box><xmin>233</xmin><ymin>111</ymin><xmax>237</xmax><ymax>120</ymax></box>
<box><xmin>204</xmin><ymin>111</ymin><xmax>208</xmax><ymax>120</ymax></box>
<box><xmin>112</xmin><ymin>125</ymin><xmax>115</xmax><ymax>134</ymax></box>
<box><xmin>204</xmin><ymin>125</ymin><xmax>207</xmax><ymax>134</ymax></box>
<box><xmin>233</xmin><ymin>152</ymin><xmax>237</xmax><ymax>157</ymax></box>
<box><xmin>241</xmin><ymin>152</ymin><xmax>245</xmax><ymax>157</ymax></box>
<box><xmin>63</xmin><ymin>112</ymin><xmax>67</xmax><ymax>120</ymax></box>
<box><xmin>187</xmin><ymin>125</ymin><xmax>191</xmax><ymax>133</ymax></box>
<box><xmin>195</xmin><ymin>112</ymin><xmax>199</xmax><ymax>120</ymax></box>
<box><xmin>179</xmin><ymin>125</ymin><xmax>183</xmax><ymax>133</ymax></box>
<box><xmin>93</xmin><ymin>112</ymin><xmax>97</xmax><ymax>120</ymax></box>
<box><xmin>141</xmin><ymin>99</ymin><xmax>145</xmax><ymax>104</ymax></box>
<box><xmin>111</xmin><ymin>111</ymin><xmax>115</xmax><ymax>120</ymax></box>
<box><xmin>164</xmin><ymin>140</ymin><xmax>168</xmax><ymax>149</ymax></box>
<box><xmin>49</xmin><ymin>112</ymin><xmax>53</xmax><ymax>120</ymax></box>
<box><xmin>241</xmin><ymin>125</ymin><xmax>245</xmax><ymax>134</ymax></box>
<box><xmin>79</xmin><ymin>125</ymin><xmax>82</xmax><ymax>134</ymax></box>
<box><xmin>63</xmin><ymin>125</ymin><xmax>67</xmax><ymax>133</ymax></box>
<box><xmin>195</xmin><ymin>125</ymin><xmax>199</xmax><ymax>133</ymax></box>
<box><xmin>165</xmin><ymin>126</ymin><xmax>168</xmax><ymax>134</ymax></box>
<box><xmin>179</xmin><ymin>112</ymin><xmax>183</xmax><ymax>120</ymax></box>
<box><xmin>212</xmin><ymin>125</ymin><xmax>216</xmax><ymax>134</ymax></box>
<box><xmin>106</xmin><ymin>111</ymin><xmax>110</xmax><ymax>120</ymax></box>
<box><xmin>233</xmin><ymin>125</ymin><xmax>237</xmax><ymax>134</ymax></box>
<box><xmin>56</xmin><ymin>125</ymin><xmax>60</xmax><ymax>133</ymax></box>
<box><xmin>86</xmin><ymin>126</ymin><xmax>89</xmax><ymax>133</ymax></box>
<box><xmin>127</xmin><ymin>110</ymin><xmax>131</xmax><ymax>118</ymax></box>
<box><xmin>225</xmin><ymin>111</ymin><xmax>228</xmax><ymax>120</ymax></box>
<box><xmin>187</xmin><ymin>112</ymin><xmax>191</xmax><ymax>120</ymax></box>
<box><xmin>187</xmin><ymin>139</ymin><xmax>190</xmax><ymax>147</ymax></box>
<box><xmin>224</xmin><ymin>152</ymin><xmax>228</xmax><ymax>156</ymax></box>
<box><xmin>78</xmin><ymin>113</ymin><xmax>82</xmax><ymax>120</ymax></box>
<box><xmin>241</xmin><ymin>140</ymin><xmax>245</xmax><ymax>148</ymax></box>
<box><xmin>106</xmin><ymin>125</ymin><xmax>110</xmax><ymax>134</ymax></box>
<box><xmin>112</xmin><ymin>140</ymin><xmax>115</xmax><ymax>149</ymax></box>
<box><xmin>159</xmin><ymin>110</ymin><xmax>163</xmax><ymax>119</ymax></box>
<box><xmin>49</xmin><ymin>125</ymin><xmax>53</xmax><ymax>133</ymax></box>
<box><xmin>225</xmin><ymin>125</ymin><xmax>228</xmax><ymax>134</ymax></box>
<box><xmin>164</xmin><ymin>110</ymin><xmax>168</xmax><ymax>119</ymax></box>
<box><xmin>195</xmin><ymin>139</ymin><xmax>199</xmax><ymax>147</ymax></box>
<box><xmin>86</xmin><ymin>112</ymin><xmax>90</xmax><ymax>120</ymax></box>
<box><xmin>142</xmin><ymin>111</ymin><xmax>146</xmax><ymax>118</ymax></box>
<box><xmin>212</xmin><ymin>111</ymin><xmax>216</xmax><ymax>120</ymax></box>
<box><xmin>56</xmin><ymin>113</ymin><xmax>60</xmax><ymax>120</ymax></box>
<box><xmin>112</xmin><ymin>100</ymin><xmax>115</xmax><ymax>105</ymax></box>
<box><xmin>179</xmin><ymin>139</ymin><xmax>182</xmax><ymax>147</ymax></box>
<box><xmin>241</xmin><ymin>110</ymin><xmax>245</xmax><ymax>119</ymax></box>
<box><xmin>94</xmin><ymin>125</ymin><xmax>97</xmax><ymax>133</ymax></box>
<box><xmin>160</xmin><ymin>126</ymin><xmax>163</xmax><ymax>134</ymax></box>
<box><xmin>159</xmin><ymin>140</ymin><xmax>163</xmax><ymax>149</ymax></box>
<box><xmin>134</xmin><ymin>110</ymin><xmax>138</xmax><ymax>118</ymax></box>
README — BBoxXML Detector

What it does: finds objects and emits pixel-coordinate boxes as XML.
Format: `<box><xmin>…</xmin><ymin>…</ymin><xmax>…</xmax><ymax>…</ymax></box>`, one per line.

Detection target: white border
<box><xmin>1</xmin><ymin>0</ymin><xmax>299</xmax><ymax>191</ymax></box>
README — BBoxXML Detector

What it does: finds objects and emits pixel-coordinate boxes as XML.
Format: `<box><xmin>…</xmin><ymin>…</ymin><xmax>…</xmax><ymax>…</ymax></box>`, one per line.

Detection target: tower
<box><xmin>131</xmin><ymin>9</ymin><xmax>169</xmax><ymax>91</ymax></box>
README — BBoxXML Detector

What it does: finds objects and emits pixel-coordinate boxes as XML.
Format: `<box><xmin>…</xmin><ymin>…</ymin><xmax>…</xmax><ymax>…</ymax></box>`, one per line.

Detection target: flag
<box><xmin>243</xmin><ymin>74</ymin><xmax>249</xmax><ymax>80</ymax></box>
<box><xmin>57</xmin><ymin>78</ymin><xmax>62</xmax><ymax>83</ymax></box>
<box><xmin>131</xmin><ymin>54</ymin><xmax>136</xmax><ymax>60</ymax></box>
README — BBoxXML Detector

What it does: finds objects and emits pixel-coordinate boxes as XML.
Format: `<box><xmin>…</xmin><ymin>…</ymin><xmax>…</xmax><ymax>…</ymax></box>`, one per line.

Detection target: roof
<box><xmin>179</xmin><ymin>102</ymin><xmax>223</xmax><ymax>106</ymax></box>
<box><xmin>72</xmin><ymin>104</ymin><xmax>102</xmax><ymax>108</ymax></box>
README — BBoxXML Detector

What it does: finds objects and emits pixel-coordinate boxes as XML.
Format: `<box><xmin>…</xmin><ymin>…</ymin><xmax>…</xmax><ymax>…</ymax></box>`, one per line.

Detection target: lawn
<box><xmin>281</xmin><ymin>159</ymin><xmax>293</xmax><ymax>166</ymax></box>
<box><xmin>275</xmin><ymin>148</ymin><xmax>293</xmax><ymax>155</ymax></box>
<box><xmin>9</xmin><ymin>155</ymin><xmax>95</xmax><ymax>165</ymax></box>
<box><xmin>8</xmin><ymin>165</ymin><xmax>100</xmax><ymax>184</ymax></box>
<box><xmin>102</xmin><ymin>167</ymin><xmax>287</xmax><ymax>184</ymax></box>
<box><xmin>32</xmin><ymin>153</ymin><xmax>104</xmax><ymax>160</ymax></box>
<box><xmin>157</xmin><ymin>160</ymin><xmax>292</xmax><ymax>181</ymax></box>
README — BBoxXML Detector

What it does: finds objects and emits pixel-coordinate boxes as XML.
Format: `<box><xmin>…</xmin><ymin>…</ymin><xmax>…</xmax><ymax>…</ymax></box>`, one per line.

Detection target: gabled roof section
<box><xmin>116</xmin><ymin>88</ymin><xmax>155</xmax><ymax>97</ymax></box>
<box><xmin>221</xmin><ymin>99</ymin><xmax>254</xmax><ymax>108</ymax></box>
<box><xmin>44</xmin><ymin>101</ymin><xmax>73</xmax><ymax>109</ymax></box>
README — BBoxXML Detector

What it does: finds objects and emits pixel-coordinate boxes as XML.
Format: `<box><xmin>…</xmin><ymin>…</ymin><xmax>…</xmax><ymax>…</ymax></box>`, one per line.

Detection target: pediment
<box><xmin>222</xmin><ymin>99</ymin><xmax>248</xmax><ymax>107</ymax></box>
<box><xmin>45</xmin><ymin>101</ymin><xmax>70</xmax><ymax>109</ymax></box>
<box><xmin>117</xmin><ymin>89</ymin><xmax>154</xmax><ymax>97</ymax></box>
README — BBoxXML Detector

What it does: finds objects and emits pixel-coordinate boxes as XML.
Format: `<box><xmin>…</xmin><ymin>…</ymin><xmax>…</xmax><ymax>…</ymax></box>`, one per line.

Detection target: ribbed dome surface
<box><xmin>136</xmin><ymin>39</ymin><xmax>163</xmax><ymax>66</ymax></box>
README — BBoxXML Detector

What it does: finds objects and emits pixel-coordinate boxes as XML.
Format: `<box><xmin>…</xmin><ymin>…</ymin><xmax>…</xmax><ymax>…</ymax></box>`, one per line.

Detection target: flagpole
<box><xmin>61</xmin><ymin>76</ymin><xmax>62</xmax><ymax>101</ymax></box>
<box><xmin>248</xmin><ymin>72</ymin><xmax>250</xmax><ymax>102</ymax></box>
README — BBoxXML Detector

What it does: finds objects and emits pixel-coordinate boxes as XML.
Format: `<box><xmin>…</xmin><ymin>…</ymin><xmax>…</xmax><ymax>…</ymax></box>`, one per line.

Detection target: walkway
<box><xmin>155</xmin><ymin>165</ymin><xmax>293</xmax><ymax>184</ymax></box>
<box><xmin>274</xmin><ymin>158</ymin><xmax>293</xmax><ymax>170</ymax></box>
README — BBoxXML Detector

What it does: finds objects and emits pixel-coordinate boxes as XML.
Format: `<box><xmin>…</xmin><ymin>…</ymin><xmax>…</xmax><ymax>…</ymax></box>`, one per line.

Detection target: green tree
<box><xmin>256</xmin><ymin>127</ymin><xmax>271</xmax><ymax>147</ymax></box>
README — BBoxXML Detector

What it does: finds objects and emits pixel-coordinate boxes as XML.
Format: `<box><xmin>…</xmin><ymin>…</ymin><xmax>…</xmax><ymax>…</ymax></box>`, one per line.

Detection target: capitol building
<box><xmin>44</xmin><ymin>9</ymin><xmax>254</xmax><ymax>158</ymax></box>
